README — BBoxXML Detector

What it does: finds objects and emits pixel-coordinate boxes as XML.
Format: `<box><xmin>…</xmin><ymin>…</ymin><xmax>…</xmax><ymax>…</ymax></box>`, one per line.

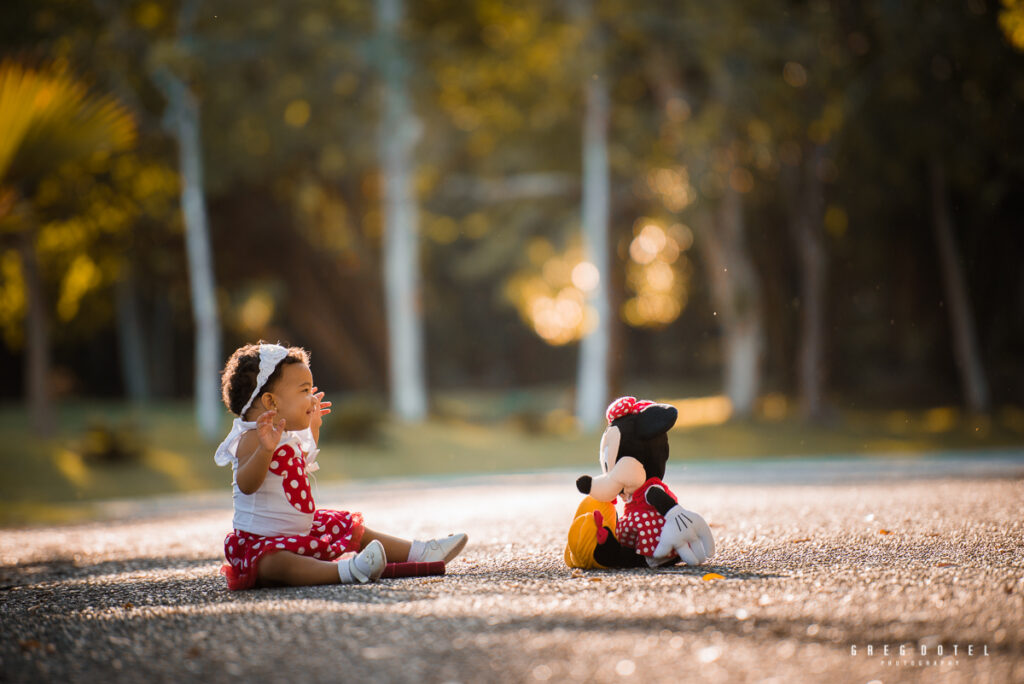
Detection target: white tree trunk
<box><xmin>157</xmin><ymin>70</ymin><xmax>221</xmax><ymax>440</ymax></box>
<box><xmin>693</xmin><ymin>182</ymin><xmax>763</xmax><ymax>418</ymax></box>
<box><xmin>930</xmin><ymin>159</ymin><xmax>989</xmax><ymax>413</ymax></box>
<box><xmin>724</xmin><ymin>319</ymin><xmax>761</xmax><ymax>415</ymax></box>
<box><xmin>575</xmin><ymin>72</ymin><xmax>612</xmax><ymax>431</ymax></box>
<box><xmin>377</xmin><ymin>0</ymin><xmax>427</xmax><ymax>421</ymax></box>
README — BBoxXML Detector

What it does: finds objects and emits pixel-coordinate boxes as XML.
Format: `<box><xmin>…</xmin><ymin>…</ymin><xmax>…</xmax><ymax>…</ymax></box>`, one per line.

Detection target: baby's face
<box><xmin>268</xmin><ymin>362</ymin><xmax>316</xmax><ymax>431</ymax></box>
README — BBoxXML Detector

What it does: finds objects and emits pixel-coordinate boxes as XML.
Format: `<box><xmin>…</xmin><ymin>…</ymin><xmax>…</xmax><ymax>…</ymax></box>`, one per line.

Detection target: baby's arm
<box><xmin>235</xmin><ymin>410</ymin><xmax>285</xmax><ymax>494</ymax></box>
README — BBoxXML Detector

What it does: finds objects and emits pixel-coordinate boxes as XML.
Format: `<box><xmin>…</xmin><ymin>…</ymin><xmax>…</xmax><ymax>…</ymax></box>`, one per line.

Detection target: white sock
<box><xmin>406</xmin><ymin>533</ymin><xmax>468</xmax><ymax>563</ymax></box>
<box><xmin>337</xmin><ymin>554</ymin><xmax>358</xmax><ymax>584</ymax></box>
<box><xmin>407</xmin><ymin>540</ymin><xmax>428</xmax><ymax>563</ymax></box>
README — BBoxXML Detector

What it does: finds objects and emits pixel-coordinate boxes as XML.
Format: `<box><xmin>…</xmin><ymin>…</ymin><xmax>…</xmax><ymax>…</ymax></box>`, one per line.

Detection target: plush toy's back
<box><xmin>564</xmin><ymin>496</ymin><xmax>618</xmax><ymax>569</ymax></box>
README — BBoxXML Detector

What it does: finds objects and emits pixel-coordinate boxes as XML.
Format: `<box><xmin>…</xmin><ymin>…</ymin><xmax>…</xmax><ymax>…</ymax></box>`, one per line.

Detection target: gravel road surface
<box><xmin>2</xmin><ymin>454</ymin><xmax>1022</xmax><ymax>683</ymax></box>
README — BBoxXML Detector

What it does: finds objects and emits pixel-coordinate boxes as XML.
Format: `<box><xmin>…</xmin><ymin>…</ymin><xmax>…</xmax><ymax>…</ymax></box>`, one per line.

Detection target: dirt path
<box><xmin>2</xmin><ymin>459</ymin><xmax>1022</xmax><ymax>683</ymax></box>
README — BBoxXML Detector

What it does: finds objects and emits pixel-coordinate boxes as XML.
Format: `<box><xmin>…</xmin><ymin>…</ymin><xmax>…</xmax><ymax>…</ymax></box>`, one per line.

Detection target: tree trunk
<box><xmin>149</xmin><ymin>295</ymin><xmax>175</xmax><ymax>398</ymax></box>
<box><xmin>787</xmin><ymin>144</ymin><xmax>828</xmax><ymax>420</ymax></box>
<box><xmin>19</xmin><ymin>225</ymin><xmax>54</xmax><ymax>433</ymax></box>
<box><xmin>377</xmin><ymin>0</ymin><xmax>428</xmax><ymax>421</ymax></box>
<box><xmin>692</xmin><ymin>181</ymin><xmax>763</xmax><ymax>418</ymax></box>
<box><xmin>929</xmin><ymin>159</ymin><xmax>989</xmax><ymax>413</ymax></box>
<box><xmin>115</xmin><ymin>261</ymin><xmax>150</xmax><ymax>403</ymax></box>
<box><xmin>155</xmin><ymin>69</ymin><xmax>222</xmax><ymax>440</ymax></box>
<box><xmin>575</xmin><ymin>67</ymin><xmax>612</xmax><ymax>431</ymax></box>
<box><xmin>644</xmin><ymin>54</ymin><xmax>763</xmax><ymax>418</ymax></box>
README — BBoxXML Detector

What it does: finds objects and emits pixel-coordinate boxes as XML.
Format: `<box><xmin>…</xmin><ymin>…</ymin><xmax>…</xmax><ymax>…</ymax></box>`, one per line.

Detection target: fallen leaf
<box><xmin>878</xmin><ymin>529</ymin><xmax>892</xmax><ymax>535</ymax></box>
<box><xmin>123</xmin><ymin>602</ymin><xmax>134</xmax><ymax>610</ymax></box>
<box><xmin>791</xmin><ymin>538</ymin><xmax>812</xmax><ymax>543</ymax></box>
<box><xmin>702</xmin><ymin>573</ymin><xmax>725</xmax><ymax>581</ymax></box>
<box><xmin>588</xmin><ymin>577</ymin><xmax>602</xmax><ymax>582</ymax></box>
<box><xmin>570</xmin><ymin>569</ymin><xmax>583</xmax><ymax>579</ymax></box>
<box><xmin>936</xmin><ymin>562</ymin><xmax>956</xmax><ymax>568</ymax></box>
<box><xmin>924</xmin><ymin>533</ymin><xmax>940</xmax><ymax>537</ymax></box>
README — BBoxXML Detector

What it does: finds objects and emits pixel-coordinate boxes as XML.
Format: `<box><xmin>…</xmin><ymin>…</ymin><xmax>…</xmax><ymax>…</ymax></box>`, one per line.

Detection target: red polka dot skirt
<box><xmin>618</xmin><ymin>477</ymin><xmax>677</xmax><ymax>557</ymax></box>
<box><xmin>619</xmin><ymin>509</ymin><xmax>671</xmax><ymax>556</ymax></box>
<box><xmin>221</xmin><ymin>509</ymin><xmax>364</xmax><ymax>591</ymax></box>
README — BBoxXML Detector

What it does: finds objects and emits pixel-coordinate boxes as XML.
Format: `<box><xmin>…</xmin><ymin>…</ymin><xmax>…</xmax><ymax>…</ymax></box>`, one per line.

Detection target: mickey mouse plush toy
<box><xmin>575</xmin><ymin>396</ymin><xmax>715</xmax><ymax>568</ymax></box>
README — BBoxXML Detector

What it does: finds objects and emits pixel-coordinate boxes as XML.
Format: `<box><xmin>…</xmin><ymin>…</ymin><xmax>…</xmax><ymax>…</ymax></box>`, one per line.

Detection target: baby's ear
<box><xmin>635</xmin><ymin>404</ymin><xmax>677</xmax><ymax>439</ymax></box>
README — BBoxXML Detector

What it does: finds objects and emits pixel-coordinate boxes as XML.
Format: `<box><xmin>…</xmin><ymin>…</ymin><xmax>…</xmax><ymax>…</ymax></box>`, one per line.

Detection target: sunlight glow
<box><xmin>667</xmin><ymin>395</ymin><xmax>734</xmax><ymax>429</ymax></box>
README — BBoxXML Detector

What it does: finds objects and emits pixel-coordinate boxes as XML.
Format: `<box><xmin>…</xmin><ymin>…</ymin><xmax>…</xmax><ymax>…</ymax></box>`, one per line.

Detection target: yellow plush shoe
<box><xmin>564</xmin><ymin>496</ymin><xmax>618</xmax><ymax>569</ymax></box>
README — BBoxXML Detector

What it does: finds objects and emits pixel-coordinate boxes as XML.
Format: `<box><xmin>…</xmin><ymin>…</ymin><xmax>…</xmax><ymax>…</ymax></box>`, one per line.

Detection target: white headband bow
<box><xmin>239</xmin><ymin>343</ymin><xmax>290</xmax><ymax>416</ymax></box>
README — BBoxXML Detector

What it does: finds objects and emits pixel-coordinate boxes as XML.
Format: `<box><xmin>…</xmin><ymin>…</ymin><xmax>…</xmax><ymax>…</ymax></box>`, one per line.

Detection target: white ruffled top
<box><xmin>215</xmin><ymin>418</ymin><xmax>321</xmax><ymax>537</ymax></box>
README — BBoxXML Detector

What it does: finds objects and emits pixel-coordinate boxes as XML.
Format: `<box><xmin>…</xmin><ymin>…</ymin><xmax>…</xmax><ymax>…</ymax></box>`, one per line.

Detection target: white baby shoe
<box><xmin>407</xmin><ymin>533</ymin><xmax>468</xmax><ymax>563</ymax></box>
<box><xmin>338</xmin><ymin>540</ymin><xmax>387</xmax><ymax>584</ymax></box>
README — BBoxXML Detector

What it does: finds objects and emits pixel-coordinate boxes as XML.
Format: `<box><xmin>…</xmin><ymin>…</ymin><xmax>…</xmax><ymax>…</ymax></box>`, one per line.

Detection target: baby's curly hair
<box><xmin>220</xmin><ymin>342</ymin><xmax>311</xmax><ymax>417</ymax></box>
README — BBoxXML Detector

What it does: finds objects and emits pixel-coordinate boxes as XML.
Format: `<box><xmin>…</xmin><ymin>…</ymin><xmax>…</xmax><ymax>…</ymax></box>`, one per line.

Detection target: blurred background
<box><xmin>2</xmin><ymin>0</ymin><xmax>1024</xmax><ymax>524</ymax></box>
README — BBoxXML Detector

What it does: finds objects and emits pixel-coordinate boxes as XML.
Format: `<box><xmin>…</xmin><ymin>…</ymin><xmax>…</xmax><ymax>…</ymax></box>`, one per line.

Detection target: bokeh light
<box><xmin>506</xmin><ymin>241</ymin><xmax>597</xmax><ymax>346</ymax></box>
<box><xmin>622</xmin><ymin>219</ymin><xmax>691</xmax><ymax>328</ymax></box>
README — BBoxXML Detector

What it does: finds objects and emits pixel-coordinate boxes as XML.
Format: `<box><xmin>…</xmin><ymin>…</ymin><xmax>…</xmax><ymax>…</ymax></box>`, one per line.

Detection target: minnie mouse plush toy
<box><xmin>575</xmin><ymin>397</ymin><xmax>715</xmax><ymax>568</ymax></box>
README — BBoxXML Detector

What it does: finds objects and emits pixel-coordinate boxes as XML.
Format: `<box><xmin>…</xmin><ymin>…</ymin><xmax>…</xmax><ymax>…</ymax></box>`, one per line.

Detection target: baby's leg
<box><xmin>362</xmin><ymin>527</ymin><xmax>468</xmax><ymax>563</ymax></box>
<box><xmin>257</xmin><ymin>550</ymin><xmax>344</xmax><ymax>586</ymax></box>
<box><xmin>361</xmin><ymin>527</ymin><xmax>412</xmax><ymax>561</ymax></box>
<box><xmin>257</xmin><ymin>542</ymin><xmax>386</xmax><ymax>586</ymax></box>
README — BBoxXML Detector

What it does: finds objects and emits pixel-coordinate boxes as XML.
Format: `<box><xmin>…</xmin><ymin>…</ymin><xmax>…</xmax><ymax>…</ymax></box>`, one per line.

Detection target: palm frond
<box><xmin>0</xmin><ymin>61</ymin><xmax>136</xmax><ymax>191</ymax></box>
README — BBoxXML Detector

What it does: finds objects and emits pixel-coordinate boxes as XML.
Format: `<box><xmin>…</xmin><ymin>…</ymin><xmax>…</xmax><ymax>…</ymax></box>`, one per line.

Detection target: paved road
<box><xmin>2</xmin><ymin>455</ymin><xmax>1022</xmax><ymax>683</ymax></box>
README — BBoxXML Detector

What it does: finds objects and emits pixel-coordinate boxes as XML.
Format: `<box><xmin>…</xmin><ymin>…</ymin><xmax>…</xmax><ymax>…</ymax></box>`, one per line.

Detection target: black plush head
<box><xmin>607</xmin><ymin>404</ymin><xmax>677</xmax><ymax>480</ymax></box>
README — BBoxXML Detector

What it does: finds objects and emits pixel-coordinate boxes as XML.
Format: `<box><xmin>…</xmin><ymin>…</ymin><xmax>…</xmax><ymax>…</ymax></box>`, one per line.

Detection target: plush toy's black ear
<box><xmin>635</xmin><ymin>404</ymin><xmax>677</xmax><ymax>439</ymax></box>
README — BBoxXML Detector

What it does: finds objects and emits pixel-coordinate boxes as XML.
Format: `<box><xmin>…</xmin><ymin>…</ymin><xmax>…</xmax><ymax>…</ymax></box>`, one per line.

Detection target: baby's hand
<box><xmin>311</xmin><ymin>386</ymin><xmax>332</xmax><ymax>431</ymax></box>
<box><xmin>256</xmin><ymin>409</ymin><xmax>286</xmax><ymax>452</ymax></box>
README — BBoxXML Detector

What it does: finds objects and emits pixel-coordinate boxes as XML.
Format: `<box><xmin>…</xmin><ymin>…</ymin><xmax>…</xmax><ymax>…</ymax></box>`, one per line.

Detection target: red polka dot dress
<box><xmin>217</xmin><ymin>425</ymin><xmax>364</xmax><ymax>590</ymax></box>
<box><xmin>617</xmin><ymin>477</ymin><xmax>678</xmax><ymax>557</ymax></box>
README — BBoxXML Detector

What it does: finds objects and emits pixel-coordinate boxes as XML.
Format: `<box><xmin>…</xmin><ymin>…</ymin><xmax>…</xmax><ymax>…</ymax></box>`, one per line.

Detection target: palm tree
<box><xmin>0</xmin><ymin>61</ymin><xmax>135</xmax><ymax>432</ymax></box>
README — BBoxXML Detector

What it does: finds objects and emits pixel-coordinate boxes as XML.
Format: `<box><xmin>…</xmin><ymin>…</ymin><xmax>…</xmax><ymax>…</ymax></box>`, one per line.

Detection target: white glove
<box><xmin>652</xmin><ymin>505</ymin><xmax>715</xmax><ymax>566</ymax></box>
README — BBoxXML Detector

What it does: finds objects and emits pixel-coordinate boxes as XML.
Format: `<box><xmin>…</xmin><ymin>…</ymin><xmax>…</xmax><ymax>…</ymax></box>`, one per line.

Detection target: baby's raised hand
<box><xmin>311</xmin><ymin>386</ymin><xmax>332</xmax><ymax>430</ymax></box>
<box><xmin>256</xmin><ymin>409</ymin><xmax>286</xmax><ymax>452</ymax></box>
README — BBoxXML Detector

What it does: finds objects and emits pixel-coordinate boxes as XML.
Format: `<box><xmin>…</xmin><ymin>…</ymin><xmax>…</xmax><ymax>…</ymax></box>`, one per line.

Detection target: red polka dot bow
<box><xmin>605</xmin><ymin>396</ymin><xmax>655</xmax><ymax>424</ymax></box>
<box><xmin>268</xmin><ymin>443</ymin><xmax>315</xmax><ymax>514</ymax></box>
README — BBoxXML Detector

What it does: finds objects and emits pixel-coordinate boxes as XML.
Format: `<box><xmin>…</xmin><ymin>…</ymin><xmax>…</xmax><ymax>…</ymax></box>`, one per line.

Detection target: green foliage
<box><xmin>78</xmin><ymin>418</ymin><xmax>146</xmax><ymax>465</ymax></box>
<box><xmin>1</xmin><ymin>0</ymin><xmax>1023</xmax><ymax>411</ymax></box>
<box><xmin>1000</xmin><ymin>0</ymin><xmax>1024</xmax><ymax>50</ymax></box>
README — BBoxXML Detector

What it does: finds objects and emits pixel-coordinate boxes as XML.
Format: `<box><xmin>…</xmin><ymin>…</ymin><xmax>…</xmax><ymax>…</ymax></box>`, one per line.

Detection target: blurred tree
<box><xmin>145</xmin><ymin>0</ymin><xmax>222</xmax><ymax>438</ymax></box>
<box><xmin>413</xmin><ymin>0</ymin><xmax>587</xmax><ymax>390</ymax></box>
<box><xmin>375</xmin><ymin>0</ymin><xmax>428</xmax><ymax>421</ymax></box>
<box><xmin>0</xmin><ymin>60</ymin><xmax>135</xmax><ymax>431</ymax></box>
<box><xmin>643</xmin><ymin>4</ymin><xmax>768</xmax><ymax>419</ymax></box>
<box><xmin>837</xmin><ymin>0</ymin><xmax>1006</xmax><ymax>413</ymax></box>
<box><xmin>574</xmin><ymin>0</ymin><xmax>613</xmax><ymax>430</ymax></box>
<box><xmin>189</xmin><ymin>1</ymin><xmax>389</xmax><ymax>393</ymax></box>
<box><xmin>761</xmin><ymin>2</ymin><xmax>852</xmax><ymax>420</ymax></box>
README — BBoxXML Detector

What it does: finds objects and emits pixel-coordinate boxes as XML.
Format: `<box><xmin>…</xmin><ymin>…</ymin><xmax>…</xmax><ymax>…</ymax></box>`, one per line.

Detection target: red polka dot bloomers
<box><xmin>616</xmin><ymin>477</ymin><xmax>678</xmax><ymax>557</ymax></box>
<box><xmin>220</xmin><ymin>439</ymin><xmax>364</xmax><ymax>590</ymax></box>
